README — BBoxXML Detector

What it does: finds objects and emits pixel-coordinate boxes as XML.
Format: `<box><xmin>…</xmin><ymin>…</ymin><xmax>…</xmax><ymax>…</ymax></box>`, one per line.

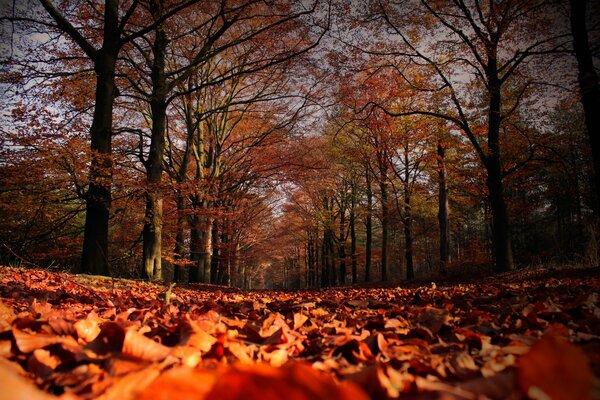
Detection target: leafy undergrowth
<box><xmin>0</xmin><ymin>266</ymin><xmax>599</xmax><ymax>399</ymax></box>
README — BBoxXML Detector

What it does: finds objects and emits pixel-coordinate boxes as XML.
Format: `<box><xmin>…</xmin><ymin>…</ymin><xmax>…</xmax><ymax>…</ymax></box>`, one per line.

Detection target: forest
<box><xmin>1</xmin><ymin>1</ymin><xmax>600</xmax><ymax>399</ymax></box>
<box><xmin>0</xmin><ymin>0</ymin><xmax>599</xmax><ymax>289</ymax></box>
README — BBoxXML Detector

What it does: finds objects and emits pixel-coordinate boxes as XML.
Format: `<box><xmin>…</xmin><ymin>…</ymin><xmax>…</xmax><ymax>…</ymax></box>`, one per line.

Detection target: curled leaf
<box><xmin>122</xmin><ymin>329</ymin><xmax>171</xmax><ymax>362</ymax></box>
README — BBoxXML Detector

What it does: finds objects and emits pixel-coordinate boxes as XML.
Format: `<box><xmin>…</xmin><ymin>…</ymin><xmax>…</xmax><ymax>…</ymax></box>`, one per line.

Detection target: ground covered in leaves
<box><xmin>0</xmin><ymin>266</ymin><xmax>599</xmax><ymax>399</ymax></box>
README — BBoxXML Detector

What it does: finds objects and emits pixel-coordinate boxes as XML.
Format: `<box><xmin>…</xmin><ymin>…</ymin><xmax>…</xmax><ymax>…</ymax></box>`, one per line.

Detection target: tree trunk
<box><xmin>437</xmin><ymin>139</ymin><xmax>450</xmax><ymax>274</ymax></box>
<box><xmin>189</xmin><ymin>213</ymin><xmax>212</xmax><ymax>283</ymax></box>
<box><xmin>142</xmin><ymin>16</ymin><xmax>168</xmax><ymax>281</ymax></box>
<box><xmin>321</xmin><ymin>223</ymin><xmax>329</xmax><ymax>287</ymax></box>
<box><xmin>379</xmin><ymin>171</ymin><xmax>389</xmax><ymax>281</ymax></box>
<box><xmin>80</xmin><ymin>60</ymin><xmax>116</xmax><ymax>276</ymax></box>
<box><xmin>571</xmin><ymin>0</ymin><xmax>600</xmax><ymax>212</ymax></box>
<box><xmin>211</xmin><ymin>218</ymin><xmax>219</xmax><ymax>284</ymax></box>
<box><xmin>350</xmin><ymin>199</ymin><xmax>357</xmax><ymax>284</ymax></box>
<box><xmin>40</xmin><ymin>0</ymin><xmax>120</xmax><ymax>276</ymax></box>
<box><xmin>173</xmin><ymin>194</ymin><xmax>186</xmax><ymax>282</ymax></box>
<box><xmin>338</xmin><ymin>207</ymin><xmax>346</xmax><ymax>285</ymax></box>
<box><xmin>486</xmin><ymin>53</ymin><xmax>514</xmax><ymax>273</ymax></box>
<box><xmin>365</xmin><ymin>167</ymin><xmax>372</xmax><ymax>282</ymax></box>
<box><xmin>486</xmin><ymin>157</ymin><xmax>514</xmax><ymax>272</ymax></box>
<box><xmin>404</xmin><ymin>191</ymin><xmax>414</xmax><ymax>280</ymax></box>
<box><xmin>404</xmin><ymin>148</ymin><xmax>414</xmax><ymax>280</ymax></box>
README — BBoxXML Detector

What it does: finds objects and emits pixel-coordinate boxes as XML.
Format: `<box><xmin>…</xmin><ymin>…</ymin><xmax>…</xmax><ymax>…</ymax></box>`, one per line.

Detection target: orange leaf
<box><xmin>122</xmin><ymin>329</ymin><xmax>171</xmax><ymax>362</ymax></box>
<box><xmin>518</xmin><ymin>334</ymin><xmax>592</xmax><ymax>400</ymax></box>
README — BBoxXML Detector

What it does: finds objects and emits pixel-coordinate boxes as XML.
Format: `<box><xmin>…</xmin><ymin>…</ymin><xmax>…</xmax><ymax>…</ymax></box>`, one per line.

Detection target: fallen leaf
<box><xmin>518</xmin><ymin>334</ymin><xmax>592</xmax><ymax>400</ymax></box>
<box><xmin>122</xmin><ymin>329</ymin><xmax>171</xmax><ymax>362</ymax></box>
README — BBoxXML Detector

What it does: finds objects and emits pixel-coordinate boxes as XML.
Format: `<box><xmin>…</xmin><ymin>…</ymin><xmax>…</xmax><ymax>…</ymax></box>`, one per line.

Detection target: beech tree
<box><xmin>2</xmin><ymin>0</ymin><xmax>200</xmax><ymax>275</ymax></box>
<box><xmin>368</xmin><ymin>0</ymin><xmax>570</xmax><ymax>272</ymax></box>
<box><xmin>570</xmin><ymin>0</ymin><xmax>600</xmax><ymax>210</ymax></box>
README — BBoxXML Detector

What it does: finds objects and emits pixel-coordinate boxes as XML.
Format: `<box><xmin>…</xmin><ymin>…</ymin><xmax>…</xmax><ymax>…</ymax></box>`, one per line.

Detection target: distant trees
<box><xmin>0</xmin><ymin>0</ymin><xmax>595</xmax><ymax>287</ymax></box>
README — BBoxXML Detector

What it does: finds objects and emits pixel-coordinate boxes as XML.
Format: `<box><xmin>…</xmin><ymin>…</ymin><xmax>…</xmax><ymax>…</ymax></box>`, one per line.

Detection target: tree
<box><xmin>369</xmin><ymin>0</ymin><xmax>569</xmax><ymax>272</ymax></box>
<box><xmin>570</xmin><ymin>0</ymin><xmax>600</xmax><ymax>211</ymax></box>
<box><xmin>2</xmin><ymin>0</ymin><xmax>198</xmax><ymax>275</ymax></box>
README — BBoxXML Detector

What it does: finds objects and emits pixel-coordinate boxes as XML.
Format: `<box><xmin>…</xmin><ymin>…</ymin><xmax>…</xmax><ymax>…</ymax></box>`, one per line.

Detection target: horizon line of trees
<box><xmin>0</xmin><ymin>0</ymin><xmax>598</xmax><ymax>289</ymax></box>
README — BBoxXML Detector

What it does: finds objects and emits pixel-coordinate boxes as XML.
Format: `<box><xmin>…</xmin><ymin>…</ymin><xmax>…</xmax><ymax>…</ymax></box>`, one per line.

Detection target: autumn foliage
<box><xmin>0</xmin><ymin>266</ymin><xmax>597</xmax><ymax>399</ymax></box>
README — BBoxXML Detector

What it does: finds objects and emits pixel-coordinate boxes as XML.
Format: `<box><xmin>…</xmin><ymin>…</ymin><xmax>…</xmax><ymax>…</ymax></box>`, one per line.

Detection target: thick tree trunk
<box><xmin>365</xmin><ymin>167</ymin><xmax>372</xmax><ymax>282</ymax></box>
<box><xmin>80</xmin><ymin>55</ymin><xmax>117</xmax><ymax>276</ymax></box>
<box><xmin>487</xmin><ymin>157</ymin><xmax>514</xmax><ymax>272</ymax></box>
<box><xmin>40</xmin><ymin>0</ymin><xmax>120</xmax><ymax>276</ymax></box>
<box><xmin>486</xmin><ymin>53</ymin><xmax>514</xmax><ymax>273</ymax></box>
<box><xmin>437</xmin><ymin>139</ymin><xmax>450</xmax><ymax>274</ymax></box>
<box><xmin>189</xmin><ymin>214</ymin><xmax>212</xmax><ymax>283</ymax></box>
<box><xmin>571</xmin><ymin>0</ymin><xmax>600</xmax><ymax>212</ymax></box>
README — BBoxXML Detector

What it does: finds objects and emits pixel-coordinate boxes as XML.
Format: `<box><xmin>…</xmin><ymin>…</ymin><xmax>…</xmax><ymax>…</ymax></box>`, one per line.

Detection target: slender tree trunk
<box><xmin>571</xmin><ymin>0</ymin><xmax>600</xmax><ymax>213</ymax></box>
<box><xmin>437</xmin><ymin>139</ymin><xmax>450</xmax><ymax>274</ymax></box>
<box><xmin>321</xmin><ymin>223</ymin><xmax>328</xmax><ymax>287</ymax></box>
<box><xmin>211</xmin><ymin>218</ymin><xmax>219</xmax><ymax>284</ymax></box>
<box><xmin>404</xmin><ymin>149</ymin><xmax>414</xmax><ymax>279</ymax></box>
<box><xmin>173</xmin><ymin>194</ymin><xmax>186</xmax><ymax>282</ymax></box>
<box><xmin>365</xmin><ymin>167</ymin><xmax>372</xmax><ymax>282</ymax></box>
<box><xmin>350</xmin><ymin>197</ymin><xmax>357</xmax><ymax>284</ymax></box>
<box><xmin>486</xmin><ymin>54</ymin><xmax>514</xmax><ymax>273</ymax></box>
<box><xmin>404</xmin><ymin>191</ymin><xmax>414</xmax><ymax>280</ymax></box>
<box><xmin>338</xmin><ymin>207</ymin><xmax>346</xmax><ymax>285</ymax></box>
<box><xmin>142</xmin><ymin>15</ymin><xmax>168</xmax><ymax>281</ymax></box>
<box><xmin>379</xmin><ymin>171</ymin><xmax>389</xmax><ymax>281</ymax></box>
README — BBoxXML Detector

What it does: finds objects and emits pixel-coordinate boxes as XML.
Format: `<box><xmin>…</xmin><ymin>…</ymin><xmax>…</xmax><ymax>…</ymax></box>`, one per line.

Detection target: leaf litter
<box><xmin>0</xmin><ymin>266</ymin><xmax>598</xmax><ymax>399</ymax></box>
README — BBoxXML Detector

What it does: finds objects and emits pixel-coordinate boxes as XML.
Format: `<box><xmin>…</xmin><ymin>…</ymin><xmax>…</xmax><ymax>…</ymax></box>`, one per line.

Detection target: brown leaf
<box><xmin>518</xmin><ymin>334</ymin><xmax>592</xmax><ymax>400</ymax></box>
<box><xmin>417</xmin><ymin>306</ymin><xmax>450</xmax><ymax>333</ymax></box>
<box><xmin>122</xmin><ymin>329</ymin><xmax>171</xmax><ymax>362</ymax></box>
<box><xmin>293</xmin><ymin>312</ymin><xmax>309</xmax><ymax>330</ymax></box>
<box><xmin>184</xmin><ymin>319</ymin><xmax>218</xmax><ymax>352</ymax></box>
<box><xmin>13</xmin><ymin>327</ymin><xmax>76</xmax><ymax>353</ymax></box>
<box><xmin>0</xmin><ymin>301</ymin><xmax>16</xmax><ymax>331</ymax></box>
<box><xmin>74</xmin><ymin>316</ymin><xmax>101</xmax><ymax>342</ymax></box>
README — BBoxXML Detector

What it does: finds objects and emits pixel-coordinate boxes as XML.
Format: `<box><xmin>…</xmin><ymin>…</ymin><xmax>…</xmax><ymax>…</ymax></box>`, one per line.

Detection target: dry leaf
<box><xmin>122</xmin><ymin>329</ymin><xmax>171</xmax><ymax>362</ymax></box>
<box><xmin>518</xmin><ymin>334</ymin><xmax>592</xmax><ymax>400</ymax></box>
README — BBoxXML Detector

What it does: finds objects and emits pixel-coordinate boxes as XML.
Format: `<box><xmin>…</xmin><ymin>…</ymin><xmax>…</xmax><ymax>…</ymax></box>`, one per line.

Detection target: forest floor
<box><xmin>0</xmin><ymin>265</ymin><xmax>599</xmax><ymax>400</ymax></box>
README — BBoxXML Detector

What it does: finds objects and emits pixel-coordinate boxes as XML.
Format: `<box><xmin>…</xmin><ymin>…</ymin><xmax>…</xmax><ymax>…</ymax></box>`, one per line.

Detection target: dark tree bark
<box><xmin>338</xmin><ymin>206</ymin><xmax>346</xmax><ymax>285</ymax></box>
<box><xmin>37</xmin><ymin>0</ymin><xmax>121</xmax><ymax>276</ymax></box>
<box><xmin>350</xmin><ymin>183</ymin><xmax>358</xmax><ymax>284</ymax></box>
<box><xmin>437</xmin><ymin>139</ymin><xmax>450</xmax><ymax>273</ymax></box>
<box><xmin>378</xmin><ymin>154</ymin><xmax>389</xmax><ymax>281</ymax></box>
<box><xmin>571</xmin><ymin>0</ymin><xmax>600</xmax><ymax>211</ymax></box>
<box><xmin>365</xmin><ymin>166</ymin><xmax>373</xmax><ymax>282</ymax></box>
<box><xmin>486</xmin><ymin>55</ymin><xmax>514</xmax><ymax>273</ymax></box>
<box><xmin>404</xmin><ymin>151</ymin><xmax>414</xmax><ymax>280</ymax></box>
